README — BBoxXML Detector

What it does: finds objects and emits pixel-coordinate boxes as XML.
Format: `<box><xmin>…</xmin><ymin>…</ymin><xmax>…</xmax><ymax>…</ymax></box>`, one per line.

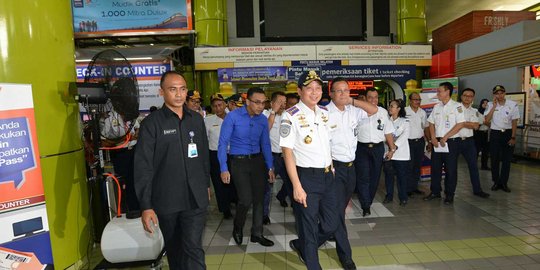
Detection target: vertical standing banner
<box><xmin>0</xmin><ymin>84</ymin><xmax>52</xmax><ymax>267</ymax></box>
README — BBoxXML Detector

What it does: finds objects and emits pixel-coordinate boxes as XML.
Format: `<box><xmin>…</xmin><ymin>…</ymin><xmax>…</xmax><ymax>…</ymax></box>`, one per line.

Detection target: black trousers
<box><xmin>430</xmin><ymin>139</ymin><xmax>459</xmax><ymax>198</ymax></box>
<box><xmin>474</xmin><ymin>130</ymin><xmax>489</xmax><ymax>168</ymax></box>
<box><xmin>230</xmin><ymin>155</ymin><xmax>267</xmax><ymax>237</ymax></box>
<box><xmin>209</xmin><ymin>151</ymin><xmax>237</xmax><ymax>213</ymax></box>
<box><xmin>109</xmin><ymin>147</ymin><xmax>140</xmax><ymax>212</ymax></box>
<box><xmin>158</xmin><ymin>207</ymin><xmax>207</xmax><ymax>270</ymax></box>
<box><xmin>458</xmin><ymin>137</ymin><xmax>482</xmax><ymax>193</ymax></box>
<box><xmin>293</xmin><ymin>167</ymin><xmax>338</xmax><ymax>270</ymax></box>
<box><xmin>331</xmin><ymin>161</ymin><xmax>356</xmax><ymax>263</ymax></box>
<box><xmin>354</xmin><ymin>142</ymin><xmax>385</xmax><ymax>209</ymax></box>
<box><xmin>490</xmin><ymin>130</ymin><xmax>514</xmax><ymax>186</ymax></box>
<box><xmin>408</xmin><ymin>138</ymin><xmax>425</xmax><ymax>192</ymax></box>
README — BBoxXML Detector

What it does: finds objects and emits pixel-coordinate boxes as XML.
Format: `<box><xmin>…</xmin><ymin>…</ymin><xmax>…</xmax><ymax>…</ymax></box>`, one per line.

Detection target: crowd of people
<box><xmin>106</xmin><ymin>70</ymin><xmax>522</xmax><ymax>270</ymax></box>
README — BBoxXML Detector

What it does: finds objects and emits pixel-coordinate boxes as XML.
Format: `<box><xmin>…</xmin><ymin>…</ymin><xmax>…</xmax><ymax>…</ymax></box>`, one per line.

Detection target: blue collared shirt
<box><xmin>218</xmin><ymin>106</ymin><xmax>273</xmax><ymax>172</ymax></box>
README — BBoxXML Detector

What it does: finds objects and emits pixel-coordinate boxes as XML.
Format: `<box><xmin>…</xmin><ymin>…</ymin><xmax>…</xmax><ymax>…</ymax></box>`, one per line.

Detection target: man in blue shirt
<box><xmin>218</xmin><ymin>87</ymin><xmax>276</xmax><ymax>246</ymax></box>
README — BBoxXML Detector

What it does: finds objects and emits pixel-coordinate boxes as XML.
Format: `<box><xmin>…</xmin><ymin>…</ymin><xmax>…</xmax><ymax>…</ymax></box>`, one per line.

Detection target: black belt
<box><xmin>491</xmin><ymin>129</ymin><xmax>510</xmax><ymax>133</ymax></box>
<box><xmin>272</xmin><ymin>152</ymin><xmax>283</xmax><ymax>158</ymax></box>
<box><xmin>358</xmin><ymin>142</ymin><xmax>383</xmax><ymax>148</ymax></box>
<box><xmin>461</xmin><ymin>136</ymin><xmax>474</xmax><ymax>141</ymax></box>
<box><xmin>333</xmin><ymin>160</ymin><xmax>353</xmax><ymax>168</ymax></box>
<box><xmin>230</xmin><ymin>153</ymin><xmax>262</xmax><ymax>159</ymax></box>
<box><xmin>297</xmin><ymin>166</ymin><xmax>332</xmax><ymax>174</ymax></box>
<box><xmin>408</xmin><ymin>138</ymin><xmax>424</xmax><ymax>142</ymax></box>
<box><xmin>436</xmin><ymin>137</ymin><xmax>460</xmax><ymax>142</ymax></box>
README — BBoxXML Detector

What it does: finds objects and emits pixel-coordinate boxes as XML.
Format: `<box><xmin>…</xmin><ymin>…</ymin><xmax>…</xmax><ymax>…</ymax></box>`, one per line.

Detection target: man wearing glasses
<box><xmin>326</xmin><ymin>77</ymin><xmax>377</xmax><ymax>270</ymax></box>
<box><xmin>457</xmin><ymin>88</ymin><xmax>490</xmax><ymax>198</ymax></box>
<box><xmin>218</xmin><ymin>87</ymin><xmax>276</xmax><ymax>246</ymax></box>
<box><xmin>186</xmin><ymin>90</ymin><xmax>205</xmax><ymax>117</ymax></box>
<box><xmin>405</xmin><ymin>92</ymin><xmax>429</xmax><ymax>196</ymax></box>
<box><xmin>355</xmin><ymin>88</ymin><xmax>396</xmax><ymax>217</ymax></box>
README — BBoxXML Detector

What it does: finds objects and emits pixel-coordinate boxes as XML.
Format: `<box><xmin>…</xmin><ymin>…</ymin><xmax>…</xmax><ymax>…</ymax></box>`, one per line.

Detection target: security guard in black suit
<box><xmin>135</xmin><ymin>71</ymin><xmax>210</xmax><ymax>270</ymax></box>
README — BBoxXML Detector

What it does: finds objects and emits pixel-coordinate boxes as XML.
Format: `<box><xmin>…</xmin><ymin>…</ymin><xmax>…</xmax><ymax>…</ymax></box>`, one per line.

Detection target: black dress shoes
<box><xmin>232</xmin><ymin>226</ymin><xmax>243</xmax><ymax>245</ymax></box>
<box><xmin>399</xmin><ymin>200</ymin><xmax>408</xmax><ymax>206</ymax></box>
<box><xmin>491</xmin><ymin>184</ymin><xmax>500</xmax><ymax>191</ymax></box>
<box><xmin>413</xmin><ymin>189</ymin><xmax>424</xmax><ymax>195</ymax></box>
<box><xmin>289</xmin><ymin>239</ymin><xmax>305</xmax><ymax>264</ymax></box>
<box><xmin>423</xmin><ymin>193</ymin><xmax>441</xmax><ymax>201</ymax></box>
<box><xmin>443</xmin><ymin>197</ymin><xmax>454</xmax><ymax>205</ymax></box>
<box><xmin>474</xmin><ymin>191</ymin><xmax>490</xmax><ymax>198</ymax></box>
<box><xmin>341</xmin><ymin>259</ymin><xmax>357</xmax><ymax>270</ymax></box>
<box><xmin>250</xmin><ymin>235</ymin><xmax>274</xmax><ymax>247</ymax></box>
<box><xmin>277</xmin><ymin>196</ymin><xmax>288</xmax><ymax>207</ymax></box>
<box><xmin>223</xmin><ymin>210</ymin><xmax>233</xmax><ymax>220</ymax></box>
<box><xmin>382</xmin><ymin>197</ymin><xmax>392</xmax><ymax>204</ymax></box>
<box><xmin>263</xmin><ymin>215</ymin><xmax>271</xmax><ymax>225</ymax></box>
<box><xmin>362</xmin><ymin>207</ymin><xmax>371</xmax><ymax>217</ymax></box>
<box><xmin>501</xmin><ymin>185</ymin><xmax>511</xmax><ymax>193</ymax></box>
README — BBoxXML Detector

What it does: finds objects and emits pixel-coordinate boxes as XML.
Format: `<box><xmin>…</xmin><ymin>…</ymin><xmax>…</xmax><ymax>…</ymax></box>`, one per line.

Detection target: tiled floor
<box><xmin>85</xmin><ymin>158</ymin><xmax>540</xmax><ymax>269</ymax></box>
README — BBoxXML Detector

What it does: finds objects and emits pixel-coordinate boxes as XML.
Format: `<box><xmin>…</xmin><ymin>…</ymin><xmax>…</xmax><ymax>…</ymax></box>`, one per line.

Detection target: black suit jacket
<box><xmin>135</xmin><ymin>105</ymin><xmax>210</xmax><ymax>215</ymax></box>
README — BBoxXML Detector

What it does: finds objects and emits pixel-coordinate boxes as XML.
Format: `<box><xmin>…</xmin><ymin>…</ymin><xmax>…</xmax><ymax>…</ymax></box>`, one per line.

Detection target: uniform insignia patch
<box><xmin>281</xmin><ymin>119</ymin><xmax>292</xmax><ymax>125</ymax></box>
<box><xmin>457</xmin><ymin>106</ymin><xmax>463</xmax><ymax>113</ymax></box>
<box><xmin>286</xmin><ymin>106</ymin><xmax>299</xmax><ymax>116</ymax></box>
<box><xmin>280</xmin><ymin>124</ymin><xmax>291</xmax><ymax>137</ymax></box>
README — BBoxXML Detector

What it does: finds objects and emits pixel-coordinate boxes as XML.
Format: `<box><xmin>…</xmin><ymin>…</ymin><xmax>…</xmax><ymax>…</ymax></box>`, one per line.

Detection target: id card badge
<box><xmin>188</xmin><ymin>143</ymin><xmax>198</xmax><ymax>158</ymax></box>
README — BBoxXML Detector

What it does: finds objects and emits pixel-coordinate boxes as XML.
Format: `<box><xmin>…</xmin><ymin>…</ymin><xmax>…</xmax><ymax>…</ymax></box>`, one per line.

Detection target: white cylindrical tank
<box><xmin>101</xmin><ymin>215</ymin><xmax>164</xmax><ymax>263</ymax></box>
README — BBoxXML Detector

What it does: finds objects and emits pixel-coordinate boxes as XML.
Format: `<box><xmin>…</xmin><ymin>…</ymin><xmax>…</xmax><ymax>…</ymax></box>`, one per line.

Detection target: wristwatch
<box><xmin>270</xmin><ymin>110</ymin><xmax>276</xmax><ymax>115</ymax></box>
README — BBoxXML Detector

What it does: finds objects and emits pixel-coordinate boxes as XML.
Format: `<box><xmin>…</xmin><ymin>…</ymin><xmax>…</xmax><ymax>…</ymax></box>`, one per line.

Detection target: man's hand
<box><xmin>141</xmin><ymin>209</ymin><xmax>158</xmax><ymax>234</ymax></box>
<box><xmin>508</xmin><ymin>137</ymin><xmax>516</xmax><ymax>146</ymax></box>
<box><xmin>385</xmin><ymin>151</ymin><xmax>394</xmax><ymax>160</ymax></box>
<box><xmin>221</xmin><ymin>171</ymin><xmax>231</xmax><ymax>184</ymax></box>
<box><xmin>439</xmin><ymin>137</ymin><xmax>447</xmax><ymax>147</ymax></box>
<box><xmin>270</xmin><ymin>100</ymin><xmax>282</xmax><ymax>114</ymax></box>
<box><xmin>293</xmin><ymin>186</ymin><xmax>308</xmax><ymax>208</ymax></box>
<box><xmin>268</xmin><ymin>169</ymin><xmax>276</xmax><ymax>183</ymax></box>
<box><xmin>431</xmin><ymin>138</ymin><xmax>439</xmax><ymax>148</ymax></box>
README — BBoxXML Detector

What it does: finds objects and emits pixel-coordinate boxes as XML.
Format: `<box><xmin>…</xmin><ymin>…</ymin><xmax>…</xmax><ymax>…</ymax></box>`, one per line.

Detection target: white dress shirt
<box><xmin>484</xmin><ymin>99</ymin><xmax>520</xmax><ymax>130</ymax></box>
<box><xmin>387</xmin><ymin>117</ymin><xmax>410</xmax><ymax>161</ymax></box>
<box><xmin>427</xmin><ymin>99</ymin><xmax>465</xmax><ymax>138</ymax></box>
<box><xmin>327</xmin><ymin>101</ymin><xmax>369</xmax><ymax>162</ymax></box>
<box><xmin>263</xmin><ymin>109</ymin><xmax>283</xmax><ymax>153</ymax></box>
<box><xmin>458</xmin><ymin>104</ymin><xmax>483</xmax><ymax>138</ymax></box>
<box><xmin>356</xmin><ymin>106</ymin><xmax>395</xmax><ymax>143</ymax></box>
<box><xmin>279</xmin><ymin>101</ymin><xmax>332</xmax><ymax>168</ymax></box>
<box><xmin>204</xmin><ymin>114</ymin><xmax>224</xmax><ymax>151</ymax></box>
<box><xmin>405</xmin><ymin>106</ymin><xmax>427</xmax><ymax>139</ymax></box>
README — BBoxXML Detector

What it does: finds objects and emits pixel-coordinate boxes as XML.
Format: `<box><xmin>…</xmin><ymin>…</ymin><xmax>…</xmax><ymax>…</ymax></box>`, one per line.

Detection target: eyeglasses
<box><xmin>248</xmin><ymin>99</ymin><xmax>267</xmax><ymax>106</ymax></box>
<box><xmin>189</xmin><ymin>99</ymin><xmax>201</xmax><ymax>104</ymax></box>
<box><xmin>410</xmin><ymin>98</ymin><xmax>422</xmax><ymax>101</ymax></box>
<box><xmin>461</xmin><ymin>94</ymin><xmax>474</xmax><ymax>98</ymax></box>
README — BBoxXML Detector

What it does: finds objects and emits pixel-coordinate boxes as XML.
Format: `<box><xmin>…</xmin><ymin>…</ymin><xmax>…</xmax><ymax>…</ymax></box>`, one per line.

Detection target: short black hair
<box><xmin>286</xmin><ymin>93</ymin><xmax>299</xmax><ymax>101</ymax></box>
<box><xmin>408</xmin><ymin>92</ymin><xmax>420</xmax><ymax>99</ymax></box>
<box><xmin>390</xmin><ymin>99</ymin><xmax>407</xmax><ymax>118</ymax></box>
<box><xmin>439</xmin><ymin>82</ymin><xmax>454</xmax><ymax>95</ymax></box>
<box><xmin>462</xmin><ymin>88</ymin><xmax>476</xmax><ymax>95</ymax></box>
<box><xmin>330</xmin><ymin>77</ymin><xmax>348</xmax><ymax>91</ymax></box>
<box><xmin>271</xmin><ymin>91</ymin><xmax>286</xmax><ymax>102</ymax></box>
<box><xmin>247</xmin><ymin>87</ymin><xmax>265</xmax><ymax>99</ymax></box>
<box><xmin>366</xmin><ymin>88</ymin><xmax>378</xmax><ymax>94</ymax></box>
<box><xmin>160</xmin><ymin>71</ymin><xmax>184</xmax><ymax>88</ymax></box>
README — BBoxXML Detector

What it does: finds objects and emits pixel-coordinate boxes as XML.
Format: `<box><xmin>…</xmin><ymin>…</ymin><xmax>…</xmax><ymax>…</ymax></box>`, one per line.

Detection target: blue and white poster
<box><xmin>72</xmin><ymin>0</ymin><xmax>192</xmax><ymax>36</ymax></box>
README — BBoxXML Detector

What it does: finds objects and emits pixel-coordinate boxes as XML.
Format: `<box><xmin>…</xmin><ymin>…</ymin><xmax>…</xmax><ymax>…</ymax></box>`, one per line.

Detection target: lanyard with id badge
<box><xmin>188</xmin><ymin>131</ymin><xmax>198</xmax><ymax>158</ymax></box>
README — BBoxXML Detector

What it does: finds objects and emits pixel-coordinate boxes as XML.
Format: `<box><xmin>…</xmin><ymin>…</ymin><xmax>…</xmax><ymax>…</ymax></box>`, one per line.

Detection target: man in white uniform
<box><xmin>484</xmin><ymin>85</ymin><xmax>520</xmax><ymax>192</ymax></box>
<box><xmin>405</xmin><ymin>92</ymin><xmax>429</xmax><ymax>195</ymax></box>
<box><xmin>327</xmin><ymin>77</ymin><xmax>377</xmax><ymax>270</ymax></box>
<box><xmin>424</xmin><ymin>82</ymin><xmax>465</xmax><ymax>205</ymax></box>
<box><xmin>457</xmin><ymin>88</ymin><xmax>490</xmax><ymax>198</ymax></box>
<box><xmin>355</xmin><ymin>89</ymin><xmax>396</xmax><ymax>217</ymax></box>
<box><xmin>280</xmin><ymin>70</ymin><xmax>337</xmax><ymax>270</ymax></box>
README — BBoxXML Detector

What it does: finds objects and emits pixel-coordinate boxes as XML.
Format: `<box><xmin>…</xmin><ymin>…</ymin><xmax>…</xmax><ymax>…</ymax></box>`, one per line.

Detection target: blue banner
<box><xmin>72</xmin><ymin>0</ymin><xmax>192</xmax><ymax>35</ymax></box>
<box><xmin>76</xmin><ymin>62</ymin><xmax>172</xmax><ymax>80</ymax></box>
<box><xmin>288</xmin><ymin>65</ymin><xmax>416</xmax><ymax>88</ymax></box>
<box><xmin>218</xmin><ymin>67</ymin><xmax>288</xmax><ymax>83</ymax></box>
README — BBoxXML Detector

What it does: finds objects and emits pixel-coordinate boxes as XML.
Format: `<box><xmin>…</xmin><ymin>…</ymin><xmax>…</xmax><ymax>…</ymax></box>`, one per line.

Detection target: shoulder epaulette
<box><xmin>317</xmin><ymin>105</ymin><xmax>328</xmax><ymax>111</ymax></box>
<box><xmin>286</xmin><ymin>106</ymin><xmax>299</xmax><ymax>116</ymax></box>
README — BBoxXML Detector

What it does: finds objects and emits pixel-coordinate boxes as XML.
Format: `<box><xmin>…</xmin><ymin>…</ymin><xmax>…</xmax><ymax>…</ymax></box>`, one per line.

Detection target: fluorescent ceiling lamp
<box><xmin>252</xmin><ymin>82</ymin><xmax>270</xmax><ymax>85</ymax></box>
<box><xmin>75</xmin><ymin>59</ymin><xmax>92</xmax><ymax>62</ymax></box>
